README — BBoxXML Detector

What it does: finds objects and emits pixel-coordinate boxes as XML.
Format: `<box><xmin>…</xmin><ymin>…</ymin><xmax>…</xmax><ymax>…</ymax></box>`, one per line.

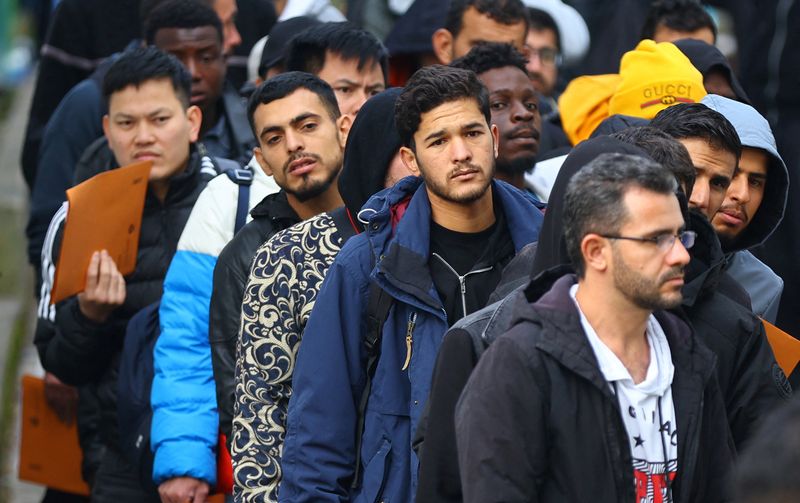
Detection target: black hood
<box><xmin>337</xmin><ymin>87</ymin><xmax>404</xmax><ymax>218</ymax></box>
<box><xmin>531</xmin><ymin>136</ymin><xmax>652</xmax><ymax>276</ymax></box>
<box><xmin>674</xmin><ymin>38</ymin><xmax>751</xmax><ymax>105</ymax></box>
<box><xmin>682</xmin><ymin>209</ymin><xmax>726</xmax><ymax>305</ymax></box>
<box><xmin>384</xmin><ymin>0</ymin><xmax>448</xmax><ymax>55</ymax></box>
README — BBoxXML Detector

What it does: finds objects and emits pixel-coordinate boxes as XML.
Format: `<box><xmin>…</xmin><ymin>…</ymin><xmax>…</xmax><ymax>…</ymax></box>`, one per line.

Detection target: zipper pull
<box><xmin>401</xmin><ymin>312</ymin><xmax>417</xmax><ymax>371</ymax></box>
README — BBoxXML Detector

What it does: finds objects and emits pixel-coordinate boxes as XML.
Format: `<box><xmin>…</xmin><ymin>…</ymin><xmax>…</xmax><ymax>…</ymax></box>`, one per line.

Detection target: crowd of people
<box><xmin>19</xmin><ymin>0</ymin><xmax>800</xmax><ymax>502</ymax></box>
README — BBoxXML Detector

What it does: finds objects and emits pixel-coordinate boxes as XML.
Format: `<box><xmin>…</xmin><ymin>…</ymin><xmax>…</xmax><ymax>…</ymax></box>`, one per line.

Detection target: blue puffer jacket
<box><xmin>279</xmin><ymin>176</ymin><xmax>543</xmax><ymax>503</ymax></box>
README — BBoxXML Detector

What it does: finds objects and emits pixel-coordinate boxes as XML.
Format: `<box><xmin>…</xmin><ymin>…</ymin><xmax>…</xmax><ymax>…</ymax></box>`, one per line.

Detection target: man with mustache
<box><xmin>456</xmin><ymin>153</ymin><xmax>735</xmax><ymax>503</ymax></box>
<box><xmin>279</xmin><ymin>65</ymin><xmax>543</xmax><ymax>502</ymax></box>
<box><xmin>702</xmin><ymin>94</ymin><xmax>788</xmax><ymax>323</ymax></box>
<box><xmin>151</xmin><ymin>72</ymin><xmax>348</xmax><ymax>503</ymax></box>
<box><xmin>451</xmin><ymin>43</ymin><xmax>542</xmax><ymax>194</ymax></box>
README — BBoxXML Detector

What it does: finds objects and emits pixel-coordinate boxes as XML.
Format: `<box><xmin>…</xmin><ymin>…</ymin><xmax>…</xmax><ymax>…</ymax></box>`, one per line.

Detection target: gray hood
<box><xmin>701</xmin><ymin>94</ymin><xmax>788</xmax><ymax>251</ymax></box>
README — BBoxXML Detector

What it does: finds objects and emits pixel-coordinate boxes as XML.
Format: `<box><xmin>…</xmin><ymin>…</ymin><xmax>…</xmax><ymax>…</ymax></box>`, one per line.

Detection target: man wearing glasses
<box><xmin>523</xmin><ymin>7</ymin><xmax>562</xmax><ymax>111</ymax></box>
<box><xmin>455</xmin><ymin>153</ymin><xmax>735</xmax><ymax>503</ymax></box>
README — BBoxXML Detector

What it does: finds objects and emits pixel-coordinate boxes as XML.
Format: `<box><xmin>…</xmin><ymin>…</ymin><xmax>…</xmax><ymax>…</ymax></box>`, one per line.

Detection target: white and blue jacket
<box><xmin>151</xmin><ymin>158</ymin><xmax>279</xmax><ymax>485</ymax></box>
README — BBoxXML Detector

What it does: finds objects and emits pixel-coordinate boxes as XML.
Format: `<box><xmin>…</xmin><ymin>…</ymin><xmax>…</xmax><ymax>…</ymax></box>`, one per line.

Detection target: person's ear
<box><xmin>102</xmin><ymin>115</ymin><xmax>110</xmax><ymax>141</ymax></box>
<box><xmin>253</xmin><ymin>147</ymin><xmax>274</xmax><ymax>176</ymax></box>
<box><xmin>432</xmin><ymin>28</ymin><xmax>454</xmax><ymax>64</ymax></box>
<box><xmin>186</xmin><ymin>105</ymin><xmax>202</xmax><ymax>143</ymax></box>
<box><xmin>337</xmin><ymin>114</ymin><xmax>353</xmax><ymax>150</ymax></box>
<box><xmin>400</xmin><ymin>146</ymin><xmax>420</xmax><ymax>176</ymax></box>
<box><xmin>581</xmin><ymin>234</ymin><xmax>610</xmax><ymax>273</ymax></box>
<box><xmin>491</xmin><ymin>124</ymin><xmax>499</xmax><ymax>158</ymax></box>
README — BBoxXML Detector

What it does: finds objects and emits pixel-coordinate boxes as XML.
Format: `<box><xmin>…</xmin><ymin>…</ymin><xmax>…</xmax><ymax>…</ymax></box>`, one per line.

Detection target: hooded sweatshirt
<box><xmin>701</xmin><ymin>94</ymin><xmax>789</xmax><ymax>323</ymax></box>
<box><xmin>532</xmin><ymin>136</ymin><xmax>652</xmax><ymax>276</ymax></box>
<box><xmin>228</xmin><ymin>88</ymin><xmax>404</xmax><ymax>502</ymax></box>
<box><xmin>674</xmin><ymin>39</ymin><xmax>751</xmax><ymax>105</ymax></box>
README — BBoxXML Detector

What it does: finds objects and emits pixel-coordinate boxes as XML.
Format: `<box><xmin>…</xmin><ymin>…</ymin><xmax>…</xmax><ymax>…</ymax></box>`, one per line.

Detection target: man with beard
<box><xmin>278</xmin><ymin>65</ymin><xmax>543</xmax><ymax>502</ymax></box>
<box><xmin>451</xmin><ymin>43</ymin><xmax>543</xmax><ymax>195</ymax></box>
<box><xmin>456</xmin><ymin>153</ymin><xmax>735</xmax><ymax>502</ymax></box>
<box><xmin>702</xmin><ymin>94</ymin><xmax>788</xmax><ymax>323</ymax></box>
<box><xmin>151</xmin><ymin>72</ymin><xmax>348</xmax><ymax>502</ymax></box>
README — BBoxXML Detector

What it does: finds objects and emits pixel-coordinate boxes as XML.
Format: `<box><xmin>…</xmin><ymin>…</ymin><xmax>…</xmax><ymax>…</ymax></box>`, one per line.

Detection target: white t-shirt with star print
<box><xmin>570</xmin><ymin>284</ymin><xmax>678</xmax><ymax>503</ymax></box>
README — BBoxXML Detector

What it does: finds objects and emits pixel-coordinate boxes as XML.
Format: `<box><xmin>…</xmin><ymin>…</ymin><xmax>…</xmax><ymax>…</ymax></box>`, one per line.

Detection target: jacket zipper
<box><xmin>401</xmin><ymin>312</ymin><xmax>417</xmax><ymax>371</ymax></box>
<box><xmin>431</xmin><ymin>253</ymin><xmax>494</xmax><ymax>318</ymax></box>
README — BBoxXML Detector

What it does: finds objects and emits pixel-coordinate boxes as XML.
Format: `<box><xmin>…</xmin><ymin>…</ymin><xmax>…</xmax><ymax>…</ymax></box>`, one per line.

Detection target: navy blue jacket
<box><xmin>279</xmin><ymin>176</ymin><xmax>543</xmax><ymax>502</ymax></box>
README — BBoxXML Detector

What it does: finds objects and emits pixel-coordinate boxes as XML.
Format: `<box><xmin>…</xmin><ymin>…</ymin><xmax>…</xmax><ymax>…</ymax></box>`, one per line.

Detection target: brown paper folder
<box><xmin>50</xmin><ymin>161</ymin><xmax>152</xmax><ymax>304</ymax></box>
<box><xmin>18</xmin><ymin>374</ymin><xmax>90</xmax><ymax>495</ymax></box>
<box><xmin>763</xmin><ymin>320</ymin><xmax>800</xmax><ymax>377</ymax></box>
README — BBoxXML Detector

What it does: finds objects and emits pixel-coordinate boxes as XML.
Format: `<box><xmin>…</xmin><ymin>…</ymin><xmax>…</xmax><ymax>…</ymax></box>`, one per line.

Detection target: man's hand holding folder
<box><xmin>77</xmin><ymin>249</ymin><xmax>127</xmax><ymax>323</ymax></box>
<box><xmin>50</xmin><ymin>160</ymin><xmax>151</xmax><ymax>305</ymax></box>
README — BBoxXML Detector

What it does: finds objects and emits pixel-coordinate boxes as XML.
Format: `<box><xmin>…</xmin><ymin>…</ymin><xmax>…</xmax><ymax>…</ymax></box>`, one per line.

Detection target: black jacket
<box><xmin>532</xmin><ymin>136</ymin><xmax>790</xmax><ymax>449</ymax></box>
<box><xmin>454</xmin><ymin>273</ymin><xmax>735</xmax><ymax>503</ymax></box>
<box><xmin>209</xmin><ymin>192</ymin><xmax>301</xmax><ymax>443</ymax></box>
<box><xmin>34</xmin><ymin>143</ymin><xmax>212</xmax><ymax>453</ymax></box>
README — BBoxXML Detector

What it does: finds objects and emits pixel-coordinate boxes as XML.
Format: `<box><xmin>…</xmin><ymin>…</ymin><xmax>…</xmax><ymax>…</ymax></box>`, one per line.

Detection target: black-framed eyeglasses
<box><xmin>600</xmin><ymin>230</ymin><xmax>697</xmax><ymax>252</ymax></box>
<box><xmin>523</xmin><ymin>46</ymin><xmax>562</xmax><ymax>66</ymax></box>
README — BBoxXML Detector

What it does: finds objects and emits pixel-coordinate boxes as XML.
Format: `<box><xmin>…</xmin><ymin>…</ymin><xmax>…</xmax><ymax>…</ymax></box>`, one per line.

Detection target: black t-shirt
<box><xmin>427</xmin><ymin>198</ymin><xmax>513</xmax><ymax>325</ymax></box>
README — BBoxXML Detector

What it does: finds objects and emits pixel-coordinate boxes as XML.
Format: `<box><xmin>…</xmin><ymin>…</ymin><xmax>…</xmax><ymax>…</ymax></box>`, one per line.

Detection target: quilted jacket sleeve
<box><xmin>150</xmin><ymin>179</ymin><xmax>236</xmax><ymax>485</ymax></box>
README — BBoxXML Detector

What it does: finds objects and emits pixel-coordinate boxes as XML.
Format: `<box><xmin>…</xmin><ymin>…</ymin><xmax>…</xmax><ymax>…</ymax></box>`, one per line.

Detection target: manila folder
<box><xmin>18</xmin><ymin>374</ymin><xmax>90</xmax><ymax>495</ymax></box>
<box><xmin>50</xmin><ymin>161</ymin><xmax>151</xmax><ymax>304</ymax></box>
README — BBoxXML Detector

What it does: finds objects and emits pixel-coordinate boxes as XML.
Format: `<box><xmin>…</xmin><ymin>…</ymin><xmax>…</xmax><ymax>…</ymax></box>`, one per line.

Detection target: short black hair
<box><xmin>284</xmin><ymin>22</ymin><xmax>389</xmax><ymax>83</ymax></box>
<box><xmin>564</xmin><ymin>153</ymin><xmax>678</xmax><ymax>277</ymax></box>
<box><xmin>247</xmin><ymin>71</ymin><xmax>341</xmax><ymax>139</ymax></box>
<box><xmin>143</xmin><ymin>0</ymin><xmax>222</xmax><ymax>45</ymax></box>
<box><xmin>450</xmin><ymin>42</ymin><xmax>528</xmax><ymax>76</ymax></box>
<box><xmin>395</xmin><ymin>65</ymin><xmax>490</xmax><ymax>150</ymax></box>
<box><xmin>103</xmin><ymin>46</ymin><xmax>192</xmax><ymax>108</ymax></box>
<box><xmin>650</xmin><ymin>102</ymin><xmax>742</xmax><ymax>158</ymax></box>
<box><xmin>641</xmin><ymin>0</ymin><xmax>717</xmax><ymax>42</ymax></box>
<box><xmin>735</xmin><ymin>397</ymin><xmax>800</xmax><ymax>503</ymax></box>
<box><xmin>527</xmin><ymin>7</ymin><xmax>561</xmax><ymax>51</ymax></box>
<box><xmin>446</xmin><ymin>0</ymin><xmax>529</xmax><ymax>38</ymax></box>
<box><xmin>612</xmin><ymin>126</ymin><xmax>696</xmax><ymax>197</ymax></box>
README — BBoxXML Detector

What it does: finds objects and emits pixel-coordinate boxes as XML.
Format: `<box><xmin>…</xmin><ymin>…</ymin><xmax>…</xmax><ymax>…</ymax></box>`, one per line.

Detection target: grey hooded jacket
<box><xmin>702</xmin><ymin>94</ymin><xmax>789</xmax><ymax>323</ymax></box>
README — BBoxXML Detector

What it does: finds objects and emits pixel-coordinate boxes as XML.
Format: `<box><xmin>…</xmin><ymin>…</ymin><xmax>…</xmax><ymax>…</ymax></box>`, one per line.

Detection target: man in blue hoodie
<box><xmin>278</xmin><ymin>65</ymin><xmax>543</xmax><ymax>502</ymax></box>
<box><xmin>702</xmin><ymin>94</ymin><xmax>788</xmax><ymax>324</ymax></box>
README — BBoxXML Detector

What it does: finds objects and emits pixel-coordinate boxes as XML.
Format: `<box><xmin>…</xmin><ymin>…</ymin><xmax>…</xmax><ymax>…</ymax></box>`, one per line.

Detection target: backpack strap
<box><xmin>351</xmin><ymin>252</ymin><xmax>394</xmax><ymax>489</ymax></box>
<box><xmin>200</xmin><ymin>149</ymin><xmax>254</xmax><ymax>235</ymax></box>
<box><xmin>222</xmin><ymin>166</ymin><xmax>253</xmax><ymax>234</ymax></box>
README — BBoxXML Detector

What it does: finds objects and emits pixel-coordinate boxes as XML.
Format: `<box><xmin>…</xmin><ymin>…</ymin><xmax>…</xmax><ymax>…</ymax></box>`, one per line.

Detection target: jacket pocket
<box><xmin>360</xmin><ymin>438</ymin><xmax>391</xmax><ymax>503</ymax></box>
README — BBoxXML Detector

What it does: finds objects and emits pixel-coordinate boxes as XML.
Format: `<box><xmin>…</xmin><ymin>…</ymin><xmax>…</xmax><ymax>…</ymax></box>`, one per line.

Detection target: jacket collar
<box><xmin>249</xmin><ymin>190</ymin><xmax>300</xmax><ymax>223</ymax></box>
<box><xmin>360</xmin><ymin>176</ymin><xmax>542</xmax><ymax>313</ymax></box>
<box><xmin>515</xmin><ymin>272</ymin><xmax>716</xmax><ymax>394</ymax></box>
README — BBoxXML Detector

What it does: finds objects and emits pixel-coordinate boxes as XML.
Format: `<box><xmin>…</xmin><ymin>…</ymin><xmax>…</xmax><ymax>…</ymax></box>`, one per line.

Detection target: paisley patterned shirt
<box><xmin>232</xmin><ymin>213</ymin><xmax>343</xmax><ymax>502</ymax></box>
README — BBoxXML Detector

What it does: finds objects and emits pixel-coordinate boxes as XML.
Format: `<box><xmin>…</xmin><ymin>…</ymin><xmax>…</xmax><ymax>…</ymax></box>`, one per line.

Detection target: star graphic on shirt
<box><xmin>634</xmin><ymin>435</ymin><xmax>645</xmax><ymax>448</ymax></box>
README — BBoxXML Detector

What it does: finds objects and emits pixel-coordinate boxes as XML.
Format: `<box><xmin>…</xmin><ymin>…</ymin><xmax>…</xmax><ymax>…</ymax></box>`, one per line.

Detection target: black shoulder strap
<box><xmin>200</xmin><ymin>151</ymin><xmax>254</xmax><ymax>234</ymax></box>
<box><xmin>221</xmin><ymin>165</ymin><xmax>253</xmax><ymax>234</ymax></box>
<box><xmin>328</xmin><ymin>206</ymin><xmax>361</xmax><ymax>244</ymax></box>
<box><xmin>351</xmin><ymin>250</ymin><xmax>394</xmax><ymax>489</ymax></box>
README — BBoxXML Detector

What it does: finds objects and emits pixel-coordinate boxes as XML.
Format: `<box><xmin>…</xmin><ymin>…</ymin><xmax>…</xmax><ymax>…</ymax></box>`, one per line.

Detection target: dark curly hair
<box><xmin>450</xmin><ymin>42</ymin><xmax>528</xmax><ymax>76</ymax></box>
<box><xmin>445</xmin><ymin>0</ymin><xmax>529</xmax><ymax>37</ymax></box>
<box><xmin>143</xmin><ymin>0</ymin><xmax>222</xmax><ymax>45</ymax></box>
<box><xmin>395</xmin><ymin>65</ymin><xmax>490</xmax><ymax>150</ymax></box>
<box><xmin>641</xmin><ymin>0</ymin><xmax>717</xmax><ymax>42</ymax></box>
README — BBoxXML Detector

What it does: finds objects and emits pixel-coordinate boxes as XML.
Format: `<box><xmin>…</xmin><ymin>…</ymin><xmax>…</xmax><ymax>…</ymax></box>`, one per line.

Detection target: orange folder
<box><xmin>18</xmin><ymin>374</ymin><xmax>90</xmax><ymax>496</ymax></box>
<box><xmin>763</xmin><ymin>320</ymin><xmax>800</xmax><ymax>377</ymax></box>
<box><xmin>50</xmin><ymin>161</ymin><xmax>152</xmax><ymax>304</ymax></box>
